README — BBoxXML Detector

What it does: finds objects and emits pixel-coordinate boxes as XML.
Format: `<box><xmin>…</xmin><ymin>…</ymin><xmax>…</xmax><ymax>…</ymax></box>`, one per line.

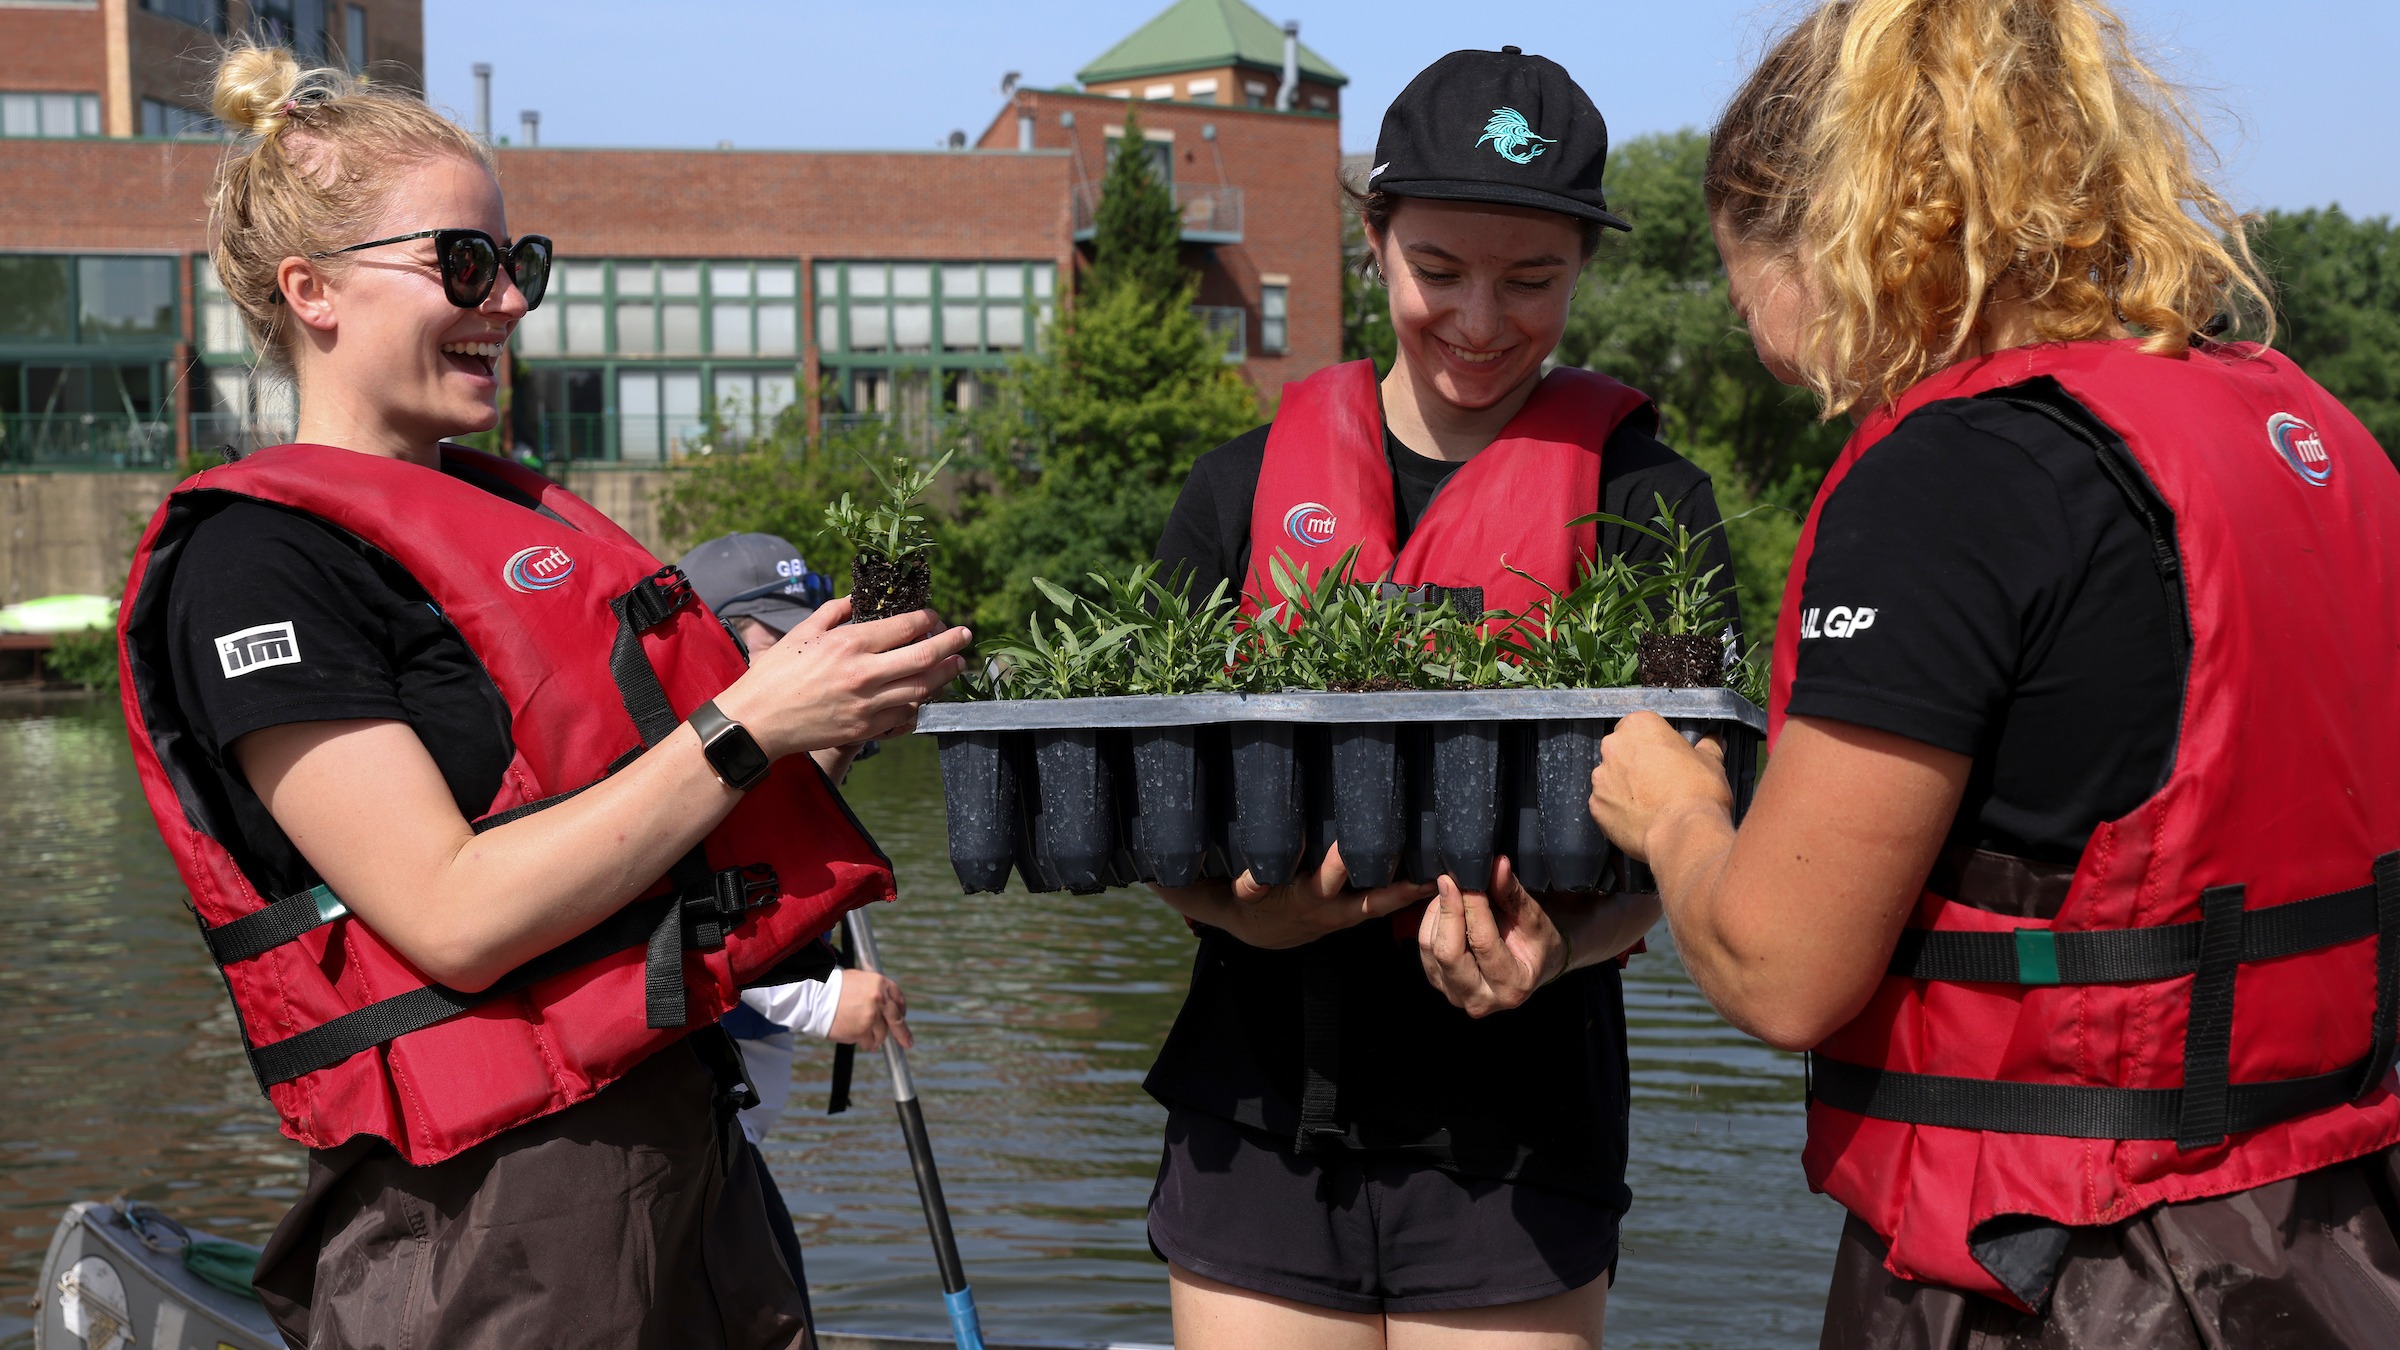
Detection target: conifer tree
<box><xmin>1087</xmin><ymin>104</ymin><xmax>1187</xmax><ymax>304</ymax></box>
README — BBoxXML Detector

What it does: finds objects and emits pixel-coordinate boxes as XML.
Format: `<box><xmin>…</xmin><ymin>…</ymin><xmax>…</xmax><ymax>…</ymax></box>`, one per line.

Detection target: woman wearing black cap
<box><xmin>1143</xmin><ymin>46</ymin><xmax>1736</xmax><ymax>1347</ymax></box>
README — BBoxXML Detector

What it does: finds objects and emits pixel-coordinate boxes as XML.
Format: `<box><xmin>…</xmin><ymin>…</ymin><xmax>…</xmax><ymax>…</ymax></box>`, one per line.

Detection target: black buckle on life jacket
<box><xmin>620</xmin><ymin>565</ymin><xmax>695</xmax><ymax>633</ymax></box>
<box><xmin>688</xmin><ymin>862</ymin><xmax>779</xmax><ymax>951</ymax></box>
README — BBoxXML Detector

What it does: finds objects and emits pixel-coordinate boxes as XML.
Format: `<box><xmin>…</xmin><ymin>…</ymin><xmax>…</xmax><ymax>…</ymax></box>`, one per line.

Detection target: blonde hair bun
<box><xmin>212</xmin><ymin>43</ymin><xmax>304</xmax><ymax>137</ymax></box>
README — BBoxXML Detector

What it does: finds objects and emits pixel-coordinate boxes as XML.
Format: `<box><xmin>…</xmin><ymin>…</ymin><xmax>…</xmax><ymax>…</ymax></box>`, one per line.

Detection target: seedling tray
<box><xmin>918</xmin><ymin>689</ymin><xmax>1764</xmax><ymax>897</ymax></box>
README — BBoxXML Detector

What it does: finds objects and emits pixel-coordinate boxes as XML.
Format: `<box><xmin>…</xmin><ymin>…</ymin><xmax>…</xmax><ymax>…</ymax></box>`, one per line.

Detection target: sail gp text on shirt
<box><xmin>1801</xmin><ymin>606</ymin><xmax>1879</xmax><ymax>640</ymax></box>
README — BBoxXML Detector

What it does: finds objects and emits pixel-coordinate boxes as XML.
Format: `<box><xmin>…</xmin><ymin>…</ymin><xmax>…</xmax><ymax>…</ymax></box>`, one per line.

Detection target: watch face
<box><xmin>707</xmin><ymin>723</ymin><xmax>773</xmax><ymax>790</ymax></box>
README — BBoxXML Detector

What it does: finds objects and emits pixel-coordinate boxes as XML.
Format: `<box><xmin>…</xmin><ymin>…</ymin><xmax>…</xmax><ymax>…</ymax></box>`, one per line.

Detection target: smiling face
<box><xmin>1371</xmin><ymin>197</ymin><xmax>1585</xmax><ymax>412</ymax></box>
<box><xmin>280</xmin><ymin>154</ymin><xmax>526</xmax><ymax>457</ymax></box>
<box><xmin>1713</xmin><ymin>214</ymin><xmax>1816</xmax><ymax>387</ymax></box>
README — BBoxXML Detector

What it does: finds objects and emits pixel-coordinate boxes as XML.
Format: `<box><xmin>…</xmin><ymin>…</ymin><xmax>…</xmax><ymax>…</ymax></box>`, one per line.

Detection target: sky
<box><xmin>426</xmin><ymin>0</ymin><xmax>2398</xmax><ymax>219</ymax></box>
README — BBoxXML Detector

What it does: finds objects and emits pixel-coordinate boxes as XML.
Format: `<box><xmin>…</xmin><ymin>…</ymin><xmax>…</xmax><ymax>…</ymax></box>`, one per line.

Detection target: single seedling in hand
<box><xmin>823</xmin><ymin>448</ymin><xmax>953</xmax><ymax>624</ymax></box>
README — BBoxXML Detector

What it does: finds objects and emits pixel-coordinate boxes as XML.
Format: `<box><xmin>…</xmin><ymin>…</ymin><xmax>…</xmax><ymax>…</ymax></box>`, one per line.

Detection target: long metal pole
<box><xmin>844</xmin><ymin>909</ymin><xmax>986</xmax><ymax>1350</ymax></box>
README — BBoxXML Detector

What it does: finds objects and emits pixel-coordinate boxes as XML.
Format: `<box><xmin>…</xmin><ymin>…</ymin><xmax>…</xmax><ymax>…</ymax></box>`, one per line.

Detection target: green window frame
<box><xmin>1</xmin><ymin>93</ymin><xmax>102</xmax><ymax>140</ymax></box>
<box><xmin>814</xmin><ymin>260</ymin><xmax>1055</xmax><ymax>360</ymax></box>
<box><xmin>0</xmin><ymin>253</ymin><xmax>180</xmax><ymax>348</ymax></box>
<box><xmin>514</xmin><ymin>259</ymin><xmax>801</xmax><ymax>361</ymax></box>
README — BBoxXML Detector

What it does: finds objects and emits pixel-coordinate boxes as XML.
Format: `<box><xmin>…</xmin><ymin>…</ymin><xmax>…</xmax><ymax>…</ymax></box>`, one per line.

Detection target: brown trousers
<box><xmin>1822</xmin><ymin>1149</ymin><xmax>2400</xmax><ymax>1350</ymax></box>
<box><xmin>253</xmin><ymin>1036</ymin><xmax>811</xmax><ymax>1350</ymax></box>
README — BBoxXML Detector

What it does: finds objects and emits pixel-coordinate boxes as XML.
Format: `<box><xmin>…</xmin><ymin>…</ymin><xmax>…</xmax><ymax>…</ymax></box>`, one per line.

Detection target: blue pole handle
<box><xmin>944</xmin><ymin>1285</ymin><xmax>986</xmax><ymax>1350</ymax></box>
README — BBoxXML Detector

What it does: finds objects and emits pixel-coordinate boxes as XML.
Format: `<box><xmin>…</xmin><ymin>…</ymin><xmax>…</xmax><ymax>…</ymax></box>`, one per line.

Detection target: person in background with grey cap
<box><xmin>1144</xmin><ymin>46</ymin><xmax>1739</xmax><ymax>1349</ymax></box>
<box><xmin>679</xmin><ymin>531</ymin><xmax>913</xmax><ymax>1302</ymax></box>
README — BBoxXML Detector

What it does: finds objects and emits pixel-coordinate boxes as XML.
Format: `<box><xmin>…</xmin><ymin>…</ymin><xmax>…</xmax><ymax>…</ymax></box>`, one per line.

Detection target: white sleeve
<box><xmin>740</xmin><ymin>967</ymin><xmax>844</xmax><ymax>1040</ymax></box>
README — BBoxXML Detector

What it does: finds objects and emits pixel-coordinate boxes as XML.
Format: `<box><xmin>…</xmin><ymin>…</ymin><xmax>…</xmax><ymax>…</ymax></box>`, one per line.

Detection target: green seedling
<box><xmin>821</xmin><ymin>448</ymin><xmax>954</xmax><ymax>565</ymax></box>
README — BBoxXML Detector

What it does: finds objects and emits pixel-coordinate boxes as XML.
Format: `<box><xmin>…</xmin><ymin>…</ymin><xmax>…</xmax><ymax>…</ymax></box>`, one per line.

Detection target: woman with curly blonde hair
<box><xmin>1587</xmin><ymin>1</ymin><xmax>2400</xmax><ymax>1345</ymax></box>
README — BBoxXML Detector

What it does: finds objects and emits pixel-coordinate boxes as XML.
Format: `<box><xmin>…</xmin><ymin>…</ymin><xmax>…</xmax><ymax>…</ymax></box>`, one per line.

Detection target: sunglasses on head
<box><xmin>303</xmin><ymin>228</ymin><xmax>554</xmax><ymax>310</ymax></box>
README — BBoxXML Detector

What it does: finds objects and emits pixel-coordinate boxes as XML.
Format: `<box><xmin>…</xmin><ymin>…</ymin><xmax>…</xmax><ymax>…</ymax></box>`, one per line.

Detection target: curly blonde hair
<box><xmin>208</xmin><ymin>42</ymin><xmax>491</xmax><ymax>381</ymax></box>
<box><xmin>1705</xmin><ymin>0</ymin><xmax>2271</xmax><ymax>417</ymax></box>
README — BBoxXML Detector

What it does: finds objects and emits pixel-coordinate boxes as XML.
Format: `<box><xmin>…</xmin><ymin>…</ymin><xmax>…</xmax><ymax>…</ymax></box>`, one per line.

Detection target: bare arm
<box><xmin>1587</xmin><ymin>713</ymin><xmax>1968</xmax><ymax>1050</ymax></box>
<box><xmin>236</xmin><ymin>602</ymin><xmax>971</xmax><ymax>992</ymax></box>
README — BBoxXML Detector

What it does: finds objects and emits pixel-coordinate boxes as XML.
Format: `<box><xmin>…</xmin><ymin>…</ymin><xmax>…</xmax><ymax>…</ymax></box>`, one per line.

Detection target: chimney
<box><xmin>1276</xmin><ymin>21</ymin><xmax>1299</xmax><ymax>111</ymax></box>
<box><xmin>1017</xmin><ymin>108</ymin><xmax>1035</xmax><ymax>151</ymax></box>
<box><xmin>472</xmin><ymin>63</ymin><xmax>492</xmax><ymax>140</ymax></box>
<box><xmin>519</xmin><ymin>109</ymin><xmax>539</xmax><ymax>147</ymax></box>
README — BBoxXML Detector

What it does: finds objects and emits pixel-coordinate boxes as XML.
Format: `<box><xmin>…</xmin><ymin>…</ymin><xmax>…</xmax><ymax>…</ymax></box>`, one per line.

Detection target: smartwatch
<box><xmin>689</xmin><ymin>699</ymin><xmax>772</xmax><ymax>792</ymax></box>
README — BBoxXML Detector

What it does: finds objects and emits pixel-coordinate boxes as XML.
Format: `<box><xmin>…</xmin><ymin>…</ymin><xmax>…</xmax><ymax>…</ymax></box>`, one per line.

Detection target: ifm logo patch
<box><xmin>1476</xmin><ymin>107</ymin><xmax>1555</xmax><ymax>165</ymax></box>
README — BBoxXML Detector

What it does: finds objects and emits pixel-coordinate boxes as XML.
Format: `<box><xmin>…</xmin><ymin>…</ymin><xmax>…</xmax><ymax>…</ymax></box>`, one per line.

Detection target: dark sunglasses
<box><xmin>304</xmin><ymin>228</ymin><xmax>553</xmax><ymax>310</ymax></box>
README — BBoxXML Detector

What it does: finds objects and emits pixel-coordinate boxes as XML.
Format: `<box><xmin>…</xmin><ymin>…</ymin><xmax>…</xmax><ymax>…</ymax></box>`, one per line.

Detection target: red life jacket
<box><xmin>1768</xmin><ymin>340</ymin><xmax>2400</xmax><ymax>1309</ymax></box>
<box><xmin>116</xmin><ymin>444</ymin><xmax>895</xmax><ymax>1166</ymax></box>
<box><xmin>1244</xmin><ymin>360</ymin><xmax>1652</xmax><ymax>618</ymax></box>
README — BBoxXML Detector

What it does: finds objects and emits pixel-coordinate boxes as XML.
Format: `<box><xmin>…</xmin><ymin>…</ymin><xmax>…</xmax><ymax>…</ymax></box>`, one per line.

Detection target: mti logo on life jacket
<box><xmin>504</xmin><ymin>545</ymin><xmax>577</xmax><ymax>592</ymax></box>
<box><xmin>1284</xmin><ymin>502</ymin><xmax>1338</xmax><ymax>547</ymax></box>
<box><xmin>2267</xmin><ymin>413</ymin><xmax>2332</xmax><ymax>486</ymax></box>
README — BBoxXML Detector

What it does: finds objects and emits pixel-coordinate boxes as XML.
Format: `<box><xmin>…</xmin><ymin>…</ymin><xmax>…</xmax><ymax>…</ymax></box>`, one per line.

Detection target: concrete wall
<box><xmin>0</xmin><ymin>471</ymin><xmax>175</xmax><ymax>604</ymax></box>
<box><xmin>1</xmin><ymin>468</ymin><xmax>676</xmax><ymax>603</ymax></box>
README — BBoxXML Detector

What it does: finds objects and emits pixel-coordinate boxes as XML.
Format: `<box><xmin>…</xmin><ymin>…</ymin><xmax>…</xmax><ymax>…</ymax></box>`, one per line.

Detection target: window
<box><xmin>1143</xmin><ymin>83</ymin><xmax>1174</xmax><ymax>100</ymax></box>
<box><xmin>194</xmin><ymin>257</ymin><xmax>249</xmax><ymax>355</ymax></box>
<box><xmin>1260</xmin><ymin>278</ymin><xmax>1289</xmax><ymax>355</ymax></box>
<box><xmin>513</xmin><ymin>259</ymin><xmax>798</xmax><ymax>359</ymax></box>
<box><xmin>817</xmin><ymin>261</ymin><xmax>1054</xmax><ymax>358</ymax></box>
<box><xmin>140</xmin><ymin>99</ymin><xmax>218</xmax><ymax>139</ymax></box>
<box><xmin>0</xmin><ymin>256</ymin><xmax>72</xmax><ymax>340</ymax></box>
<box><xmin>251</xmin><ymin>0</ymin><xmax>327</xmax><ymax>62</ymax></box>
<box><xmin>1</xmin><ymin>93</ymin><xmax>101</xmax><ymax>139</ymax></box>
<box><xmin>342</xmin><ymin>5</ymin><xmax>367</xmax><ymax>73</ymax></box>
<box><xmin>614</xmin><ymin>368</ymin><xmax>702</xmax><ymax>462</ymax></box>
<box><xmin>1103</xmin><ymin>131</ymin><xmax>1173</xmax><ymax>188</ymax></box>
<box><xmin>1186</xmin><ymin>78</ymin><xmax>1219</xmax><ymax>102</ymax></box>
<box><xmin>1243</xmin><ymin>80</ymin><xmax>1270</xmax><ymax>107</ymax></box>
<box><xmin>140</xmin><ymin>0</ymin><xmax>226</xmax><ymax>31</ymax></box>
<box><xmin>78</xmin><ymin>257</ymin><xmax>177</xmax><ymax>342</ymax></box>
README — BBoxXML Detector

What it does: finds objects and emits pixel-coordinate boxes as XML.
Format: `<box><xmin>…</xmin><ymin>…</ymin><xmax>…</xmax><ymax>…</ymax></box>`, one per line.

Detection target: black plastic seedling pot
<box><xmin>921</xmin><ymin>689</ymin><xmax>1766</xmax><ymax>898</ymax></box>
<box><xmin>936</xmin><ymin>731</ymin><xmax>1016</xmax><ymax>894</ymax></box>
<box><xmin>1129</xmin><ymin>726</ymin><xmax>1208</xmax><ymax>887</ymax></box>
<box><xmin>1031</xmin><ymin>728</ymin><xmax>1119</xmax><ymax>894</ymax></box>
<box><xmin>1330</xmin><ymin>723</ymin><xmax>1404</xmax><ymax>889</ymax></box>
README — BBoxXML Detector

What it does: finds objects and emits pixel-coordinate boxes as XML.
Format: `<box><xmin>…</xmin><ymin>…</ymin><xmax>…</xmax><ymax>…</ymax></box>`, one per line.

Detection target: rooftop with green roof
<box><xmin>1077</xmin><ymin>0</ymin><xmax>1347</xmax><ymax>89</ymax></box>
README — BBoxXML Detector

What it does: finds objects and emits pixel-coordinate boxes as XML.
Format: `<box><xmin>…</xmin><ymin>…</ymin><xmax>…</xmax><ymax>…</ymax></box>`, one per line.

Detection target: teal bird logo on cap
<box><xmin>1476</xmin><ymin>107</ymin><xmax>1555</xmax><ymax>165</ymax></box>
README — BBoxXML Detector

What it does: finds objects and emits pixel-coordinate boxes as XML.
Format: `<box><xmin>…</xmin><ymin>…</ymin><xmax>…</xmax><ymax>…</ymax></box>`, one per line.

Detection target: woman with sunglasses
<box><xmin>114</xmin><ymin>47</ymin><xmax>970</xmax><ymax>1349</ymax></box>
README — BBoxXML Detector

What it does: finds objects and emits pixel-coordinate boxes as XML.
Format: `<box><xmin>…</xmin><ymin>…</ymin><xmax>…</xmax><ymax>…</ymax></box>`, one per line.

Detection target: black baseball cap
<box><xmin>1367</xmin><ymin>46</ymin><xmax>1631</xmax><ymax>232</ymax></box>
<box><xmin>676</xmin><ymin>532</ymin><xmax>832</xmax><ymax>635</ymax></box>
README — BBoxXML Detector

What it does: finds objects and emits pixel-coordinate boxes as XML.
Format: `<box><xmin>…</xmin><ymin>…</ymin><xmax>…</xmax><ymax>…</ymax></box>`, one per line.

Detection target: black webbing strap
<box><xmin>1294</xmin><ymin>945</ymin><xmax>1343</xmax><ymax>1151</ymax></box>
<box><xmin>472</xmin><ymin>745</ymin><xmax>645</xmax><ymax>834</ymax></box>
<box><xmin>249</xmin><ymin>893</ymin><xmax>673</xmax><ymax>1087</ymax></box>
<box><xmin>203</xmin><ymin>884</ymin><xmax>347</xmax><ymax>966</ymax></box>
<box><xmin>2176</xmin><ymin>884</ymin><xmax>2246</xmax><ymax>1149</ymax></box>
<box><xmin>644</xmin><ymin>855</ymin><xmax>778</xmax><ymax>1029</ymax></box>
<box><xmin>1810</xmin><ymin>1053</ymin><xmax>2366</xmax><ymax>1142</ymax></box>
<box><xmin>2359</xmin><ymin>853</ymin><xmax>2400</xmax><ymax>1100</ymax></box>
<box><xmin>1888</xmin><ymin>876</ymin><xmax>2380</xmax><ymax>986</ymax></box>
<box><xmin>609</xmin><ymin>565</ymin><xmax>696</xmax><ymax>750</ymax></box>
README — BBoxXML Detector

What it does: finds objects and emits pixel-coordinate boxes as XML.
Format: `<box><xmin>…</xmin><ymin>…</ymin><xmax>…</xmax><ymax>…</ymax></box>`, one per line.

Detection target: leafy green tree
<box><xmin>2249</xmin><ymin>207</ymin><xmax>2400</xmax><ymax>456</ymax></box>
<box><xmin>956</xmin><ymin>278</ymin><xmax>1260</xmax><ymax>633</ymax></box>
<box><xmin>1086</xmin><ymin>105</ymin><xmax>1186</xmax><ymax>304</ymax></box>
<box><xmin>1342</xmin><ymin>209</ymin><xmax>1397</xmax><ymax>373</ymax></box>
<box><xmin>1554</xmin><ymin>130</ymin><xmax>1842</xmax><ymax>638</ymax></box>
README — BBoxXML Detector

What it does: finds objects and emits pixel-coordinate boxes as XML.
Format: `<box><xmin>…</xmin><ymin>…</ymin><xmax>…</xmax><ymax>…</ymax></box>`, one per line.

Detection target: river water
<box><xmin>0</xmin><ymin>697</ymin><xmax>1837</xmax><ymax>1347</ymax></box>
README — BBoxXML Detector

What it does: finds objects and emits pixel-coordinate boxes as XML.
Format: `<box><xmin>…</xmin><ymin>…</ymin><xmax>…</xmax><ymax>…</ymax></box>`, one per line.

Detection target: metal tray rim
<box><xmin>918</xmin><ymin>687</ymin><xmax>1766</xmax><ymax>735</ymax></box>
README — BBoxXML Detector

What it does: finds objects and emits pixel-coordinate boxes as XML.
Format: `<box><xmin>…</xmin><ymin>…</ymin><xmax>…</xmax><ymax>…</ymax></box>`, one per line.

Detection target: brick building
<box><xmin>0</xmin><ymin>0</ymin><xmax>1345</xmax><ymax>484</ymax></box>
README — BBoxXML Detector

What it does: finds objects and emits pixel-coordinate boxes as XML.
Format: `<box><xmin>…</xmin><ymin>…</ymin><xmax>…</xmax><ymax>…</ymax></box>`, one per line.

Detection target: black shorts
<box><xmin>1146</xmin><ymin>1106</ymin><xmax>1619</xmax><ymax>1315</ymax></box>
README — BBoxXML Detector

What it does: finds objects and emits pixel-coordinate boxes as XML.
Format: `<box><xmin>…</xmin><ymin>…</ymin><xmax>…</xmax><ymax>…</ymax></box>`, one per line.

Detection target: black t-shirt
<box><xmin>1144</xmin><ymin>412</ymin><xmax>1737</xmax><ymax>1205</ymax></box>
<box><xmin>162</xmin><ymin>475</ymin><xmax>521</xmax><ymax>898</ymax></box>
<box><xmin>1156</xmin><ymin>419</ymin><xmax>1732</xmax><ymax>607</ymax></box>
<box><xmin>1786</xmin><ymin>382</ymin><xmax>2181</xmax><ymax>863</ymax></box>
